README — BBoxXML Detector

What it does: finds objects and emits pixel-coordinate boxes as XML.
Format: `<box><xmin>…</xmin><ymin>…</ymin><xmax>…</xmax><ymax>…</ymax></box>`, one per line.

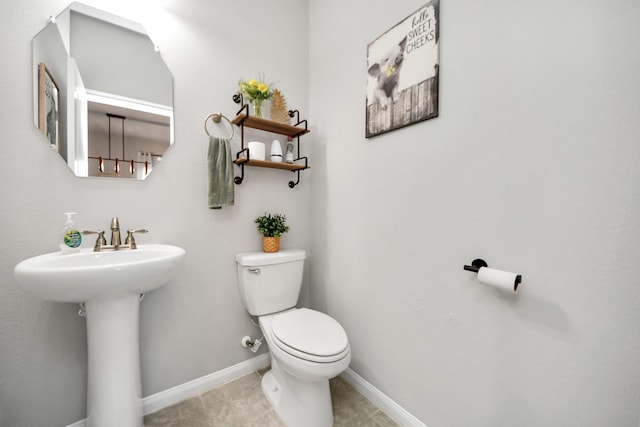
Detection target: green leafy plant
<box><xmin>254</xmin><ymin>213</ymin><xmax>290</xmax><ymax>237</ymax></box>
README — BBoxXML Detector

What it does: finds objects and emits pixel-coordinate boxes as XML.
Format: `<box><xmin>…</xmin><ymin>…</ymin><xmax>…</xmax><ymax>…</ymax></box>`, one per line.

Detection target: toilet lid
<box><xmin>271</xmin><ymin>308</ymin><xmax>349</xmax><ymax>360</ymax></box>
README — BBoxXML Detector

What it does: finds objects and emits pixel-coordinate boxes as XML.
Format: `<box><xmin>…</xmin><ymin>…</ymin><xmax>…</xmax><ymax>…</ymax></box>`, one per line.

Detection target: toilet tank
<box><xmin>236</xmin><ymin>249</ymin><xmax>306</xmax><ymax>316</ymax></box>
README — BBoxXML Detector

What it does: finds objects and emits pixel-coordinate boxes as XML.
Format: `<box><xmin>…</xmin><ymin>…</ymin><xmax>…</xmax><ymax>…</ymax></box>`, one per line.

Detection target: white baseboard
<box><xmin>143</xmin><ymin>353</ymin><xmax>271</xmax><ymax>415</ymax></box>
<box><xmin>64</xmin><ymin>353</ymin><xmax>271</xmax><ymax>427</ymax></box>
<box><xmin>65</xmin><ymin>355</ymin><xmax>425</xmax><ymax>427</ymax></box>
<box><xmin>340</xmin><ymin>368</ymin><xmax>427</xmax><ymax>427</ymax></box>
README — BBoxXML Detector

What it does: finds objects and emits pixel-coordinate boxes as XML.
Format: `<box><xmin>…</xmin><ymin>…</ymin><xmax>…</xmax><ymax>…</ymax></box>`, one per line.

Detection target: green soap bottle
<box><xmin>60</xmin><ymin>212</ymin><xmax>82</xmax><ymax>254</ymax></box>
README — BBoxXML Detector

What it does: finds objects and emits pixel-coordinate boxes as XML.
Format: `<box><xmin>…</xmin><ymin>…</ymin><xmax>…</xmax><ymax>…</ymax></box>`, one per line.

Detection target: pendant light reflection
<box><xmin>106</xmin><ymin>113</ymin><xmax>126</xmax><ymax>176</ymax></box>
<box><xmin>94</xmin><ymin>113</ymin><xmax>155</xmax><ymax>179</ymax></box>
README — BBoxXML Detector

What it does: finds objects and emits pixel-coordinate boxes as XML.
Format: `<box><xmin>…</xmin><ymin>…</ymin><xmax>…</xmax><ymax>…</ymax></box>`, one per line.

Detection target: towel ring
<box><xmin>204</xmin><ymin>113</ymin><xmax>234</xmax><ymax>140</ymax></box>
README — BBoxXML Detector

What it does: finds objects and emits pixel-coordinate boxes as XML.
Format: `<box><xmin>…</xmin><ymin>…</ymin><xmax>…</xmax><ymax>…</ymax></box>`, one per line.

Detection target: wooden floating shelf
<box><xmin>233</xmin><ymin>157</ymin><xmax>309</xmax><ymax>171</ymax></box>
<box><xmin>230</xmin><ymin>102</ymin><xmax>310</xmax><ymax>188</ymax></box>
<box><xmin>231</xmin><ymin>114</ymin><xmax>310</xmax><ymax>138</ymax></box>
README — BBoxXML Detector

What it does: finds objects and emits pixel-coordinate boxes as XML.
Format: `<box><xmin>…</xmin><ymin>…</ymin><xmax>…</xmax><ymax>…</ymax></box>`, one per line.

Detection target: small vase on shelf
<box><xmin>251</xmin><ymin>99</ymin><xmax>263</xmax><ymax>118</ymax></box>
<box><xmin>270</xmin><ymin>140</ymin><xmax>283</xmax><ymax>162</ymax></box>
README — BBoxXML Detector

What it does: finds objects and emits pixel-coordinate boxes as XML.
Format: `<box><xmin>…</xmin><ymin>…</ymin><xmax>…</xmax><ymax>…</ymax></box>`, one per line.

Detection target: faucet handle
<box><xmin>82</xmin><ymin>230</ymin><xmax>106</xmax><ymax>251</ymax></box>
<box><xmin>82</xmin><ymin>230</ymin><xmax>106</xmax><ymax>241</ymax></box>
<box><xmin>125</xmin><ymin>229</ymin><xmax>148</xmax><ymax>249</ymax></box>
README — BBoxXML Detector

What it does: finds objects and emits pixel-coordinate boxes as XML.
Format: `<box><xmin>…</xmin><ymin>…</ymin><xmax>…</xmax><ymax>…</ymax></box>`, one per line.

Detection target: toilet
<box><xmin>236</xmin><ymin>249</ymin><xmax>351</xmax><ymax>427</ymax></box>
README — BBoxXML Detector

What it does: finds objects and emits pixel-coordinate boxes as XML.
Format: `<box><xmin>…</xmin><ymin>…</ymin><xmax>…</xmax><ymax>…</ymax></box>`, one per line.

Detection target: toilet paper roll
<box><xmin>477</xmin><ymin>267</ymin><xmax>521</xmax><ymax>292</ymax></box>
<box><xmin>247</xmin><ymin>141</ymin><xmax>265</xmax><ymax>160</ymax></box>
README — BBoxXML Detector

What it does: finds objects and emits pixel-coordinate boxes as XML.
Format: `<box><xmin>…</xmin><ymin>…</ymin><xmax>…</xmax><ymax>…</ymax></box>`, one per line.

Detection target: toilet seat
<box><xmin>270</xmin><ymin>308</ymin><xmax>350</xmax><ymax>363</ymax></box>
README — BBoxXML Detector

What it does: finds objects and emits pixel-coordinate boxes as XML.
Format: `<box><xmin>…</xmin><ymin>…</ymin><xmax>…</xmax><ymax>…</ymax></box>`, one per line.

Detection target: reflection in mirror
<box><xmin>32</xmin><ymin>2</ymin><xmax>174</xmax><ymax>179</ymax></box>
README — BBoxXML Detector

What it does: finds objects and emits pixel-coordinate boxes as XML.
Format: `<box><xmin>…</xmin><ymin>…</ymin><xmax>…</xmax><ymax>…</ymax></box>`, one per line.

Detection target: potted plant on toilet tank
<box><xmin>255</xmin><ymin>213</ymin><xmax>290</xmax><ymax>253</ymax></box>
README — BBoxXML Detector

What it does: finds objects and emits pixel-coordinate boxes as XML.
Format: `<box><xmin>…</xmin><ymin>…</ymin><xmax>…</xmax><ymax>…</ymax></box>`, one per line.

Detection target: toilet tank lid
<box><xmin>236</xmin><ymin>249</ymin><xmax>306</xmax><ymax>266</ymax></box>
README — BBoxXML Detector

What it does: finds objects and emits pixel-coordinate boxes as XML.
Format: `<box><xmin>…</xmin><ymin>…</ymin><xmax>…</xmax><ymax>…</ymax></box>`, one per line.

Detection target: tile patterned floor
<box><xmin>144</xmin><ymin>368</ymin><xmax>399</xmax><ymax>427</ymax></box>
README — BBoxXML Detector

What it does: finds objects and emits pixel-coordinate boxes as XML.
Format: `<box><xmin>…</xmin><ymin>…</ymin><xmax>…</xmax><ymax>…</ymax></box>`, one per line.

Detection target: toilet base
<box><xmin>261</xmin><ymin>359</ymin><xmax>333</xmax><ymax>427</ymax></box>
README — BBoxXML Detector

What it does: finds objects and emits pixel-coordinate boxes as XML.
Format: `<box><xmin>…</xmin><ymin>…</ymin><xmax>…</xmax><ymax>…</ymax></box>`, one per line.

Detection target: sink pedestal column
<box><xmin>85</xmin><ymin>294</ymin><xmax>142</xmax><ymax>427</ymax></box>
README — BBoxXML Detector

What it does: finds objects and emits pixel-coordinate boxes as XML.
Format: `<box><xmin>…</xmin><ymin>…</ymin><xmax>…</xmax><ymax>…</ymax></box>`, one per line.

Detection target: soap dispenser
<box><xmin>60</xmin><ymin>212</ymin><xmax>82</xmax><ymax>254</ymax></box>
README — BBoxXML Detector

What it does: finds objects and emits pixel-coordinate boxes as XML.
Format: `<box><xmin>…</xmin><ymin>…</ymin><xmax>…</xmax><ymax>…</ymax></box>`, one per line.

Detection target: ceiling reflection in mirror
<box><xmin>32</xmin><ymin>2</ymin><xmax>174</xmax><ymax>179</ymax></box>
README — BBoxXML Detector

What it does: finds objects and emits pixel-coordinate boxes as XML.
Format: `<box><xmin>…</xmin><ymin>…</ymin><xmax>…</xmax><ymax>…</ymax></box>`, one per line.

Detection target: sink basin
<box><xmin>15</xmin><ymin>244</ymin><xmax>185</xmax><ymax>302</ymax></box>
<box><xmin>15</xmin><ymin>244</ymin><xmax>185</xmax><ymax>427</ymax></box>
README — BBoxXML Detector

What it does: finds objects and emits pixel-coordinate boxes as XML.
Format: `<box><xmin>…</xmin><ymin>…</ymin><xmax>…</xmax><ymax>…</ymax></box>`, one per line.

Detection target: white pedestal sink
<box><xmin>14</xmin><ymin>244</ymin><xmax>185</xmax><ymax>427</ymax></box>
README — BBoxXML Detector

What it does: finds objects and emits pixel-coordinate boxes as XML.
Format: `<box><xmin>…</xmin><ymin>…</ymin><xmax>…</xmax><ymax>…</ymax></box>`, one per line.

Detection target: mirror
<box><xmin>32</xmin><ymin>2</ymin><xmax>174</xmax><ymax>179</ymax></box>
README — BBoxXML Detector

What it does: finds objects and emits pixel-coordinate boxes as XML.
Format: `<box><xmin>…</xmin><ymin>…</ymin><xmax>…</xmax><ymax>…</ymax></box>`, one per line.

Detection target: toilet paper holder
<box><xmin>463</xmin><ymin>258</ymin><xmax>488</xmax><ymax>273</ymax></box>
<box><xmin>464</xmin><ymin>258</ymin><xmax>522</xmax><ymax>291</ymax></box>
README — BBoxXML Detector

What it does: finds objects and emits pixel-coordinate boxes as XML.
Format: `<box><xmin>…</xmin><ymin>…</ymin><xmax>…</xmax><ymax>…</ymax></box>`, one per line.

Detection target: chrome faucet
<box><xmin>83</xmin><ymin>217</ymin><xmax>148</xmax><ymax>251</ymax></box>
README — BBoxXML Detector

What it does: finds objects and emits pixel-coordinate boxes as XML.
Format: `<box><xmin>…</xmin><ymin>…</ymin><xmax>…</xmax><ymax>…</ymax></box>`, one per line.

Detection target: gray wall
<box><xmin>308</xmin><ymin>0</ymin><xmax>640</xmax><ymax>426</ymax></box>
<box><xmin>0</xmin><ymin>0</ymin><xmax>309</xmax><ymax>426</ymax></box>
<box><xmin>70</xmin><ymin>11</ymin><xmax>173</xmax><ymax>106</ymax></box>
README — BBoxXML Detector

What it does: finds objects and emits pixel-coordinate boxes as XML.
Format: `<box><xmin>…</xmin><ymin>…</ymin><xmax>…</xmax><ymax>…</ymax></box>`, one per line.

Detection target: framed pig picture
<box><xmin>366</xmin><ymin>1</ymin><xmax>439</xmax><ymax>138</ymax></box>
<box><xmin>38</xmin><ymin>63</ymin><xmax>60</xmax><ymax>149</ymax></box>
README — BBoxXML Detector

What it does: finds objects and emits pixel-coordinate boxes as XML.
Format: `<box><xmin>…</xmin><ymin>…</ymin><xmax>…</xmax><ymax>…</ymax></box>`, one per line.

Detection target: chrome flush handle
<box><xmin>248</xmin><ymin>268</ymin><xmax>261</xmax><ymax>275</ymax></box>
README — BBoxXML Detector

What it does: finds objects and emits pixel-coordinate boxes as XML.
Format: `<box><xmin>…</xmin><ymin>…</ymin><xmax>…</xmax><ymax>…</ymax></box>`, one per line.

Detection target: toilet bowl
<box><xmin>259</xmin><ymin>309</ymin><xmax>351</xmax><ymax>426</ymax></box>
<box><xmin>236</xmin><ymin>250</ymin><xmax>351</xmax><ymax>427</ymax></box>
